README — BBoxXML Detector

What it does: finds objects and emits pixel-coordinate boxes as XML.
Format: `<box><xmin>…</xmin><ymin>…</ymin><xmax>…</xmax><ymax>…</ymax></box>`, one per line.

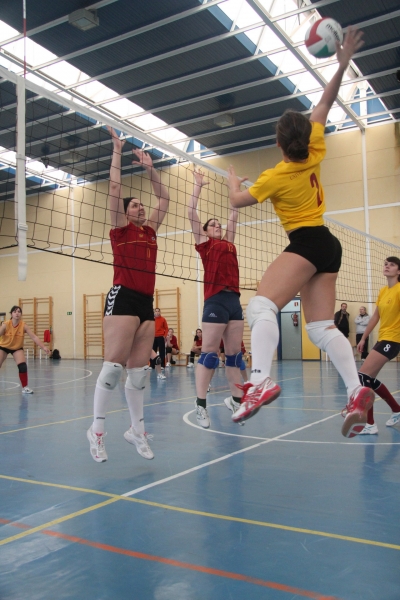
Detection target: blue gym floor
<box><xmin>0</xmin><ymin>358</ymin><xmax>399</xmax><ymax>600</ymax></box>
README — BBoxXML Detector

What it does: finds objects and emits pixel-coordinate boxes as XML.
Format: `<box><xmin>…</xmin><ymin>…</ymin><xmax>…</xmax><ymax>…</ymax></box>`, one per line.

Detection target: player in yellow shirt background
<box><xmin>356</xmin><ymin>257</ymin><xmax>400</xmax><ymax>434</ymax></box>
<box><xmin>227</xmin><ymin>27</ymin><xmax>374</xmax><ymax>438</ymax></box>
<box><xmin>0</xmin><ymin>305</ymin><xmax>50</xmax><ymax>393</ymax></box>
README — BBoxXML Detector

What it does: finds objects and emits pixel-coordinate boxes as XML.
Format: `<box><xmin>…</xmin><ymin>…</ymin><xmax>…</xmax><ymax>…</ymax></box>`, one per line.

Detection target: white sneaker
<box><xmin>386</xmin><ymin>412</ymin><xmax>400</xmax><ymax>427</ymax></box>
<box><xmin>87</xmin><ymin>426</ymin><xmax>108</xmax><ymax>463</ymax></box>
<box><xmin>22</xmin><ymin>386</ymin><xmax>33</xmax><ymax>394</ymax></box>
<box><xmin>157</xmin><ymin>373</ymin><xmax>166</xmax><ymax>380</ymax></box>
<box><xmin>224</xmin><ymin>396</ymin><xmax>241</xmax><ymax>413</ymax></box>
<box><xmin>124</xmin><ymin>426</ymin><xmax>154</xmax><ymax>459</ymax></box>
<box><xmin>207</xmin><ymin>384</ymin><xmax>211</xmax><ymax>393</ymax></box>
<box><xmin>195</xmin><ymin>403</ymin><xmax>210</xmax><ymax>428</ymax></box>
<box><xmin>187</xmin><ymin>362</ymin><xmax>194</xmax><ymax>368</ymax></box>
<box><xmin>359</xmin><ymin>423</ymin><xmax>378</xmax><ymax>435</ymax></box>
<box><xmin>166</xmin><ymin>362</ymin><xmax>171</xmax><ymax>367</ymax></box>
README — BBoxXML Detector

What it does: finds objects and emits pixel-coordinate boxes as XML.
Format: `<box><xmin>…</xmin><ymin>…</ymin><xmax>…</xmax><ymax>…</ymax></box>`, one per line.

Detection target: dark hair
<box><xmin>194</xmin><ymin>328</ymin><xmax>202</xmax><ymax>341</ymax></box>
<box><xmin>123</xmin><ymin>197</ymin><xmax>140</xmax><ymax>214</ymax></box>
<box><xmin>203</xmin><ymin>218</ymin><xmax>214</xmax><ymax>232</ymax></box>
<box><xmin>276</xmin><ymin>110</ymin><xmax>312</xmax><ymax>161</ymax></box>
<box><xmin>10</xmin><ymin>305</ymin><xmax>22</xmax><ymax>314</ymax></box>
<box><xmin>386</xmin><ymin>256</ymin><xmax>400</xmax><ymax>281</ymax></box>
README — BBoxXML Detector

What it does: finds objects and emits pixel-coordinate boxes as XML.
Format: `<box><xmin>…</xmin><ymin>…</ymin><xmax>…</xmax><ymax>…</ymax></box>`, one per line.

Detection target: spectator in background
<box><xmin>334</xmin><ymin>303</ymin><xmax>350</xmax><ymax>338</ymax></box>
<box><xmin>187</xmin><ymin>329</ymin><xmax>202</xmax><ymax>367</ymax></box>
<box><xmin>151</xmin><ymin>308</ymin><xmax>168</xmax><ymax>369</ymax></box>
<box><xmin>355</xmin><ymin>306</ymin><xmax>370</xmax><ymax>361</ymax></box>
<box><xmin>165</xmin><ymin>328</ymin><xmax>179</xmax><ymax>366</ymax></box>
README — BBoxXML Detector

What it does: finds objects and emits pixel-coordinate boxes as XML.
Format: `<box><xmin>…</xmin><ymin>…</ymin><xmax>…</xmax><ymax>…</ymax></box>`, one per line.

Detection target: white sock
<box><xmin>125</xmin><ymin>387</ymin><xmax>145</xmax><ymax>434</ymax></box>
<box><xmin>325</xmin><ymin>336</ymin><xmax>360</xmax><ymax>398</ymax></box>
<box><xmin>250</xmin><ymin>320</ymin><xmax>280</xmax><ymax>385</ymax></box>
<box><xmin>92</xmin><ymin>384</ymin><xmax>112</xmax><ymax>434</ymax></box>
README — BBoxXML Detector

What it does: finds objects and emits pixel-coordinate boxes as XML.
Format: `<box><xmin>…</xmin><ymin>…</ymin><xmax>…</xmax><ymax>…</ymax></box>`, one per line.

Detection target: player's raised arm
<box><xmin>188</xmin><ymin>168</ymin><xmax>209</xmax><ymax>245</ymax></box>
<box><xmin>311</xmin><ymin>27</ymin><xmax>364</xmax><ymax>125</ymax></box>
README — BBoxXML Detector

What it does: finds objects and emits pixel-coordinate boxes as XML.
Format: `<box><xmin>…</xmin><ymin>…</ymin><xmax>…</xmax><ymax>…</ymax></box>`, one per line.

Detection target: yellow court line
<box><xmin>0</xmin><ymin>474</ymin><xmax>399</xmax><ymax>551</ymax></box>
<box><xmin>0</xmin><ymin>498</ymin><xmax>119</xmax><ymax>546</ymax></box>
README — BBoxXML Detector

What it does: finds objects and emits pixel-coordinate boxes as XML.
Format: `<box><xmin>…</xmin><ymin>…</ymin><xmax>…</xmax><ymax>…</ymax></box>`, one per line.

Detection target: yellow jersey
<box><xmin>249</xmin><ymin>121</ymin><xmax>326</xmax><ymax>232</ymax></box>
<box><xmin>377</xmin><ymin>282</ymin><xmax>400</xmax><ymax>343</ymax></box>
<box><xmin>0</xmin><ymin>319</ymin><xmax>25</xmax><ymax>350</ymax></box>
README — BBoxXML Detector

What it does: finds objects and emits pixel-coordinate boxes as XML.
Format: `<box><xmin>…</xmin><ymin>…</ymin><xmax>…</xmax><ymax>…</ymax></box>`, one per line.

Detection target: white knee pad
<box><xmin>246</xmin><ymin>296</ymin><xmax>278</xmax><ymax>330</ymax></box>
<box><xmin>126</xmin><ymin>367</ymin><xmax>147</xmax><ymax>391</ymax></box>
<box><xmin>305</xmin><ymin>320</ymin><xmax>343</xmax><ymax>352</ymax></box>
<box><xmin>97</xmin><ymin>361</ymin><xmax>123</xmax><ymax>391</ymax></box>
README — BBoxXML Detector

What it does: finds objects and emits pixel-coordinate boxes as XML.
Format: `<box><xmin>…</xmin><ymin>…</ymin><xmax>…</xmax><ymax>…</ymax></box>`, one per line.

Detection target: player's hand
<box><xmin>193</xmin><ymin>167</ymin><xmax>209</xmax><ymax>188</ymax></box>
<box><xmin>227</xmin><ymin>165</ymin><xmax>248</xmax><ymax>191</ymax></box>
<box><xmin>107</xmin><ymin>126</ymin><xmax>125</xmax><ymax>149</ymax></box>
<box><xmin>132</xmin><ymin>148</ymin><xmax>153</xmax><ymax>168</ymax></box>
<box><xmin>336</xmin><ymin>27</ymin><xmax>364</xmax><ymax>68</ymax></box>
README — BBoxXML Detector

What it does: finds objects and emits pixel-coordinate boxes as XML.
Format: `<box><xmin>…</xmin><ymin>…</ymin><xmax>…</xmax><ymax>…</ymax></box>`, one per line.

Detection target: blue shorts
<box><xmin>202</xmin><ymin>290</ymin><xmax>243</xmax><ymax>324</ymax></box>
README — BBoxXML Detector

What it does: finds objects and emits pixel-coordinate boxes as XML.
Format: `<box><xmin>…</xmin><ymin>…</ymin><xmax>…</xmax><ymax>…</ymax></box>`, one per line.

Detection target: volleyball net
<box><xmin>0</xmin><ymin>68</ymin><xmax>398</xmax><ymax>303</ymax></box>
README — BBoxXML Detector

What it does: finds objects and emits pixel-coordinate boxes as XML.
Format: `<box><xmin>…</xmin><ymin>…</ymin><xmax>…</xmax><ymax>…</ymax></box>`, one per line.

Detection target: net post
<box><xmin>15</xmin><ymin>76</ymin><xmax>27</xmax><ymax>281</ymax></box>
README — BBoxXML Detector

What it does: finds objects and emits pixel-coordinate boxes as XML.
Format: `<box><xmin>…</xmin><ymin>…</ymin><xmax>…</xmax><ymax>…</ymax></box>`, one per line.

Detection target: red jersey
<box><xmin>154</xmin><ymin>316</ymin><xmax>168</xmax><ymax>337</ymax></box>
<box><xmin>195</xmin><ymin>238</ymin><xmax>240</xmax><ymax>300</ymax></box>
<box><xmin>110</xmin><ymin>223</ymin><xmax>157</xmax><ymax>297</ymax></box>
<box><xmin>167</xmin><ymin>335</ymin><xmax>179</xmax><ymax>350</ymax></box>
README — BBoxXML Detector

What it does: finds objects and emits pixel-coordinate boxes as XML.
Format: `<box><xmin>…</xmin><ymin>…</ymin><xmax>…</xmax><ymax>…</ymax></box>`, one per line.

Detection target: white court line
<box><xmin>184</xmin><ymin>403</ymin><xmax>400</xmax><ymax>446</ymax></box>
<box><xmin>0</xmin><ymin>381</ymin><xmax>21</xmax><ymax>390</ymax></box>
<box><xmin>122</xmin><ymin>411</ymin><xmax>339</xmax><ymax>498</ymax></box>
<box><xmin>0</xmin><ymin>367</ymin><xmax>93</xmax><ymax>395</ymax></box>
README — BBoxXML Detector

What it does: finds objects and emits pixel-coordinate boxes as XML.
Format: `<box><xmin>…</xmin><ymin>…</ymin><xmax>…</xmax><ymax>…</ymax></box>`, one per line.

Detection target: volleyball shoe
<box><xmin>341</xmin><ymin>386</ymin><xmax>375</xmax><ymax>438</ymax></box>
<box><xmin>232</xmin><ymin>378</ymin><xmax>281</xmax><ymax>423</ymax></box>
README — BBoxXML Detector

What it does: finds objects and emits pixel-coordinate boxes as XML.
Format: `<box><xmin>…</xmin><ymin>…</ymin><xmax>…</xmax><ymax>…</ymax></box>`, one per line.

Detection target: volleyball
<box><xmin>305</xmin><ymin>18</ymin><xmax>343</xmax><ymax>59</ymax></box>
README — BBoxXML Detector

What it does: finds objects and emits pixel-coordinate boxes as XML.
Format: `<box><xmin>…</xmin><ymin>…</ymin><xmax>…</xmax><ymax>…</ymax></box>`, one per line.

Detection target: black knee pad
<box><xmin>18</xmin><ymin>362</ymin><xmax>27</xmax><ymax>373</ymax></box>
<box><xmin>358</xmin><ymin>372</ymin><xmax>380</xmax><ymax>391</ymax></box>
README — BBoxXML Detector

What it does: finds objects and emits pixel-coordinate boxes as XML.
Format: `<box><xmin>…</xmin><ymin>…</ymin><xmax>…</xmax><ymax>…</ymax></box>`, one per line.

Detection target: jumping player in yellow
<box><xmin>227</xmin><ymin>27</ymin><xmax>374</xmax><ymax>437</ymax></box>
<box><xmin>0</xmin><ymin>305</ymin><xmax>50</xmax><ymax>393</ymax></box>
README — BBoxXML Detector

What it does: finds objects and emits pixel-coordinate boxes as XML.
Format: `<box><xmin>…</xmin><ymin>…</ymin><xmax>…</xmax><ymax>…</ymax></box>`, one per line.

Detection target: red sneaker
<box><xmin>341</xmin><ymin>386</ymin><xmax>375</xmax><ymax>438</ymax></box>
<box><xmin>232</xmin><ymin>378</ymin><xmax>281</xmax><ymax>423</ymax></box>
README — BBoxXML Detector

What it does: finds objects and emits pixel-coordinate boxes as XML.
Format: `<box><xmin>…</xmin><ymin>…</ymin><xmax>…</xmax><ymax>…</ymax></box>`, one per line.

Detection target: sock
<box><xmin>92</xmin><ymin>384</ymin><xmax>112</xmax><ymax>434</ymax></box>
<box><xmin>197</xmin><ymin>397</ymin><xmax>206</xmax><ymax>408</ymax></box>
<box><xmin>125</xmin><ymin>387</ymin><xmax>145</xmax><ymax>434</ymax></box>
<box><xmin>232</xmin><ymin>396</ymin><xmax>241</xmax><ymax>405</ymax></box>
<box><xmin>19</xmin><ymin>372</ymin><xmax>28</xmax><ymax>388</ymax></box>
<box><xmin>367</xmin><ymin>407</ymin><xmax>374</xmax><ymax>425</ymax></box>
<box><xmin>249</xmin><ymin>320</ymin><xmax>279</xmax><ymax>384</ymax></box>
<box><xmin>375</xmin><ymin>382</ymin><xmax>400</xmax><ymax>412</ymax></box>
<box><xmin>325</xmin><ymin>336</ymin><xmax>361</xmax><ymax>398</ymax></box>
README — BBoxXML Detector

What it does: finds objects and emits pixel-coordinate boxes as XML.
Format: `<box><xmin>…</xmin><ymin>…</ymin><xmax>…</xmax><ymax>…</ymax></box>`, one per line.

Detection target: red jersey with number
<box><xmin>110</xmin><ymin>223</ymin><xmax>157</xmax><ymax>297</ymax></box>
<box><xmin>195</xmin><ymin>238</ymin><xmax>240</xmax><ymax>300</ymax></box>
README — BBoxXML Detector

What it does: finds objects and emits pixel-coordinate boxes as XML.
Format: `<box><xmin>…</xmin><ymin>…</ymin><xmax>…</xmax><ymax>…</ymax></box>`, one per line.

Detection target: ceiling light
<box><xmin>214</xmin><ymin>114</ymin><xmax>235</xmax><ymax>128</ymax></box>
<box><xmin>68</xmin><ymin>9</ymin><xmax>99</xmax><ymax>31</ymax></box>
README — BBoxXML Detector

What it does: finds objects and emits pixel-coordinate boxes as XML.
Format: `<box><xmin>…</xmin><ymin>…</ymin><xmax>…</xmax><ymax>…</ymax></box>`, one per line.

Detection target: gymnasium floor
<box><xmin>0</xmin><ymin>357</ymin><xmax>399</xmax><ymax>600</ymax></box>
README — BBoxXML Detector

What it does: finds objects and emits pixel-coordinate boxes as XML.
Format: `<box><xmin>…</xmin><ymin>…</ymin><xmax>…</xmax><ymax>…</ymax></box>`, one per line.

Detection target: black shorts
<box><xmin>0</xmin><ymin>346</ymin><xmax>23</xmax><ymax>355</ymax></box>
<box><xmin>372</xmin><ymin>340</ymin><xmax>400</xmax><ymax>361</ymax></box>
<box><xmin>202</xmin><ymin>290</ymin><xmax>243</xmax><ymax>324</ymax></box>
<box><xmin>104</xmin><ymin>285</ymin><xmax>154</xmax><ymax>324</ymax></box>
<box><xmin>284</xmin><ymin>226</ymin><xmax>342</xmax><ymax>273</ymax></box>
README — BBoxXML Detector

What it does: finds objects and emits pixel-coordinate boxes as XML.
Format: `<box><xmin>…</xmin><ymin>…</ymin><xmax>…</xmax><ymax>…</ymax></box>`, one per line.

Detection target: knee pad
<box><xmin>225</xmin><ymin>352</ymin><xmax>242</xmax><ymax>368</ymax></box>
<box><xmin>18</xmin><ymin>362</ymin><xmax>27</xmax><ymax>374</ymax></box>
<box><xmin>97</xmin><ymin>361</ymin><xmax>123</xmax><ymax>391</ymax></box>
<box><xmin>246</xmin><ymin>296</ymin><xmax>278</xmax><ymax>330</ymax></box>
<box><xmin>198</xmin><ymin>352</ymin><xmax>219</xmax><ymax>370</ymax></box>
<box><xmin>305</xmin><ymin>320</ymin><xmax>343</xmax><ymax>352</ymax></box>
<box><xmin>126</xmin><ymin>367</ymin><xmax>147</xmax><ymax>391</ymax></box>
<box><xmin>358</xmin><ymin>372</ymin><xmax>380</xmax><ymax>391</ymax></box>
<box><xmin>155</xmin><ymin>355</ymin><xmax>162</xmax><ymax>366</ymax></box>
